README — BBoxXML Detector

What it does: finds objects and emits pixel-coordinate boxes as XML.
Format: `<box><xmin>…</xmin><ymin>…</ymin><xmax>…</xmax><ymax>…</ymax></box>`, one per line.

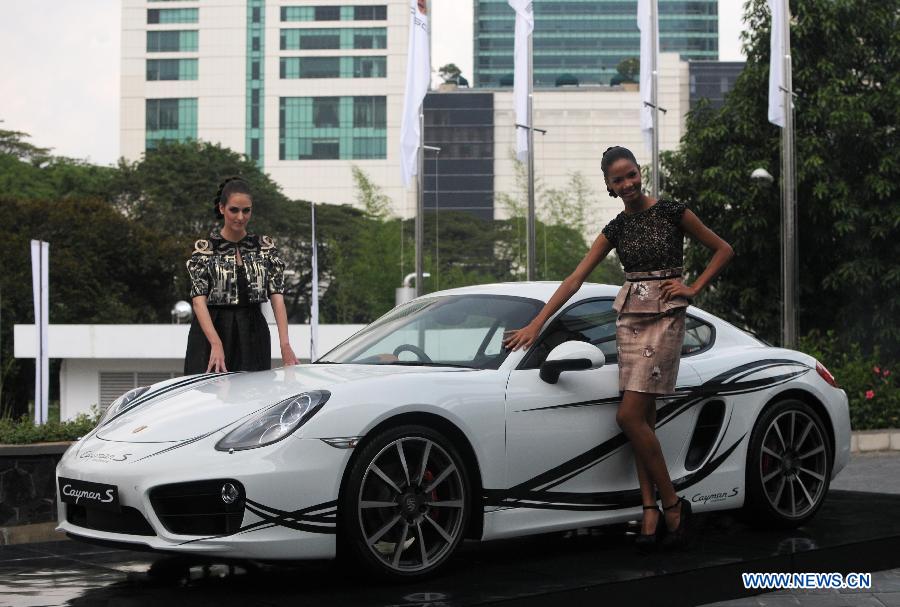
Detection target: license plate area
<box><xmin>58</xmin><ymin>477</ymin><xmax>121</xmax><ymax>512</ymax></box>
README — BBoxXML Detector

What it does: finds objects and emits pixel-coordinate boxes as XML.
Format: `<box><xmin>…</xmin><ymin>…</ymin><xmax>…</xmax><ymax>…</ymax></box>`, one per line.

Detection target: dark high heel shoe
<box><xmin>634</xmin><ymin>505</ymin><xmax>665</xmax><ymax>553</ymax></box>
<box><xmin>660</xmin><ymin>497</ymin><xmax>693</xmax><ymax>551</ymax></box>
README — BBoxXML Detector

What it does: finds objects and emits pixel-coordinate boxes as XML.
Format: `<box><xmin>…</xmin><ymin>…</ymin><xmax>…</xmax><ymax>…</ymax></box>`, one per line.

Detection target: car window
<box><xmin>522</xmin><ymin>299</ymin><xmax>617</xmax><ymax>369</ymax></box>
<box><xmin>319</xmin><ymin>294</ymin><xmax>543</xmax><ymax>370</ymax></box>
<box><xmin>683</xmin><ymin>315</ymin><xmax>714</xmax><ymax>355</ymax></box>
<box><xmin>521</xmin><ymin>299</ymin><xmax>715</xmax><ymax>369</ymax></box>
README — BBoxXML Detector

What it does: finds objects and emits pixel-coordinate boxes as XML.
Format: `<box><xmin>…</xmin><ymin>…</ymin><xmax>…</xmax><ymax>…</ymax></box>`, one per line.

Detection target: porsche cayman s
<box><xmin>57</xmin><ymin>282</ymin><xmax>850</xmax><ymax>579</ymax></box>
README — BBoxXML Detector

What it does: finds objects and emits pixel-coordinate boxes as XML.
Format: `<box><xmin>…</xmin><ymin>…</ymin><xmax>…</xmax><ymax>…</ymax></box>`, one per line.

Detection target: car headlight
<box><xmin>99</xmin><ymin>386</ymin><xmax>151</xmax><ymax>426</ymax></box>
<box><xmin>215</xmin><ymin>390</ymin><xmax>330</xmax><ymax>452</ymax></box>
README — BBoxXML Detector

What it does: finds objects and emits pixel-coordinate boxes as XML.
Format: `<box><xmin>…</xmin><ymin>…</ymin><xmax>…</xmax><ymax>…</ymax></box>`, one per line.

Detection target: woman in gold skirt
<box><xmin>503</xmin><ymin>146</ymin><xmax>733</xmax><ymax>550</ymax></box>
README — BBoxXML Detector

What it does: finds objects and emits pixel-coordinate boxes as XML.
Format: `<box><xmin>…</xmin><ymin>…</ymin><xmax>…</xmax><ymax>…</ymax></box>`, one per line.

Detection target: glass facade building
<box><xmin>474</xmin><ymin>0</ymin><xmax>718</xmax><ymax>87</ymax></box>
<box><xmin>247</xmin><ymin>0</ymin><xmax>266</xmax><ymax>165</ymax></box>
<box><xmin>279</xmin><ymin>96</ymin><xmax>387</xmax><ymax>160</ymax></box>
<box><xmin>145</xmin><ymin>98</ymin><xmax>198</xmax><ymax>150</ymax></box>
<box><xmin>423</xmin><ymin>93</ymin><xmax>495</xmax><ymax>221</ymax></box>
<box><xmin>689</xmin><ymin>60</ymin><xmax>743</xmax><ymax>110</ymax></box>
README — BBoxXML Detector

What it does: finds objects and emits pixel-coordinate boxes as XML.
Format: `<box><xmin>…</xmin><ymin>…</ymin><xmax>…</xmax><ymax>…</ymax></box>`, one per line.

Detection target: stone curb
<box><xmin>0</xmin><ymin>521</ymin><xmax>66</xmax><ymax>546</ymax></box>
<box><xmin>851</xmin><ymin>430</ymin><xmax>900</xmax><ymax>453</ymax></box>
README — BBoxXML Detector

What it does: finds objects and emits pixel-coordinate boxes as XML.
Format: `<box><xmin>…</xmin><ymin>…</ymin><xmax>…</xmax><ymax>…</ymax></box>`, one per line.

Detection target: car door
<box><xmin>501</xmin><ymin>298</ymin><xmax>702</xmax><ymax>521</ymax></box>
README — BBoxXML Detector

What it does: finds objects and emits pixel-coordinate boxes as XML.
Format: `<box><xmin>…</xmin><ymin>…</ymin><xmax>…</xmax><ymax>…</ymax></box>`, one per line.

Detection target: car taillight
<box><xmin>816</xmin><ymin>361</ymin><xmax>839</xmax><ymax>388</ymax></box>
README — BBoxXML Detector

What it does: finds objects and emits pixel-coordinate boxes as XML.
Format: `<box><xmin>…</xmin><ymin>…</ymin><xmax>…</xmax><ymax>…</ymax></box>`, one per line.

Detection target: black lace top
<box><xmin>601</xmin><ymin>199</ymin><xmax>688</xmax><ymax>272</ymax></box>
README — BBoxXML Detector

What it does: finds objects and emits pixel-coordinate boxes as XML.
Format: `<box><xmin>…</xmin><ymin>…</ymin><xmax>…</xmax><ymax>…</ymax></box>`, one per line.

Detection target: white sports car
<box><xmin>57</xmin><ymin>283</ymin><xmax>851</xmax><ymax>579</ymax></box>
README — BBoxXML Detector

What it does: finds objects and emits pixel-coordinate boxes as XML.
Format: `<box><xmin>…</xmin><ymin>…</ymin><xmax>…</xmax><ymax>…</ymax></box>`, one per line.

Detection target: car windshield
<box><xmin>318</xmin><ymin>294</ymin><xmax>543</xmax><ymax>370</ymax></box>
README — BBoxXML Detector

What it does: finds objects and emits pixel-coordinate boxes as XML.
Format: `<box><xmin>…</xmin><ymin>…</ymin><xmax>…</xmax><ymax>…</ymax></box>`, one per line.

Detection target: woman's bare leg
<box><xmin>617</xmin><ymin>390</ymin><xmax>681</xmax><ymax>532</ymax></box>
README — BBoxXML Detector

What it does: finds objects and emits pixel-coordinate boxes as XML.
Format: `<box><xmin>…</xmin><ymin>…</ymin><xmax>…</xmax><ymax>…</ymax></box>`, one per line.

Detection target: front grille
<box><xmin>149</xmin><ymin>479</ymin><xmax>245</xmax><ymax>536</ymax></box>
<box><xmin>66</xmin><ymin>504</ymin><xmax>155</xmax><ymax>536</ymax></box>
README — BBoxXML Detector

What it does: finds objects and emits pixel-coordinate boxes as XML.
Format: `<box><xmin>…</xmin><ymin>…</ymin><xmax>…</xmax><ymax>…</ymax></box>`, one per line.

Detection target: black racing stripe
<box><xmin>705</xmin><ymin>358</ymin><xmax>808</xmax><ymax>386</ymax></box>
<box><xmin>483</xmin><ymin>434</ymin><xmax>747</xmax><ymax>512</ymax></box>
<box><xmin>244</xmin><ymin>503</ymin><xmax>336</xmax><ymax>535</ymax></box>
<box><xmin>518</xmin><ymin>396</ymin><xmax>621</xmax><ymax>413</ymax></box>
<box><xmin>104</xmin><ymin>373</ymin><xmax>235</xmax><ymax>427</ymax></box>
<box><xmin>727</xmin><ymin>362</ymin><xmax>808</xmax><ymax>384</ymax></box>
<box><xmin>245</xmin><ymin>498</ymin><xmax>338</xmax><ymax>517</ymax></box>
<box><xmin>132</xmin><ymin>427</ymin><xmax>225</xmax><ymax>462</ymax></box>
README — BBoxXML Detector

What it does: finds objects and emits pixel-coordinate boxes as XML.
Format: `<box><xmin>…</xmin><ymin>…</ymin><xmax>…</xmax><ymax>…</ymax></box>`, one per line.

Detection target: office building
<box><xmin>474</xmin><ymin>0</ymin><xmax>718</xmax><ymax>88</ymax></box>
<box><xmin>121</xmin><ymin>0</ymin><xmax>415</xmax><ymax>211</ymax></box>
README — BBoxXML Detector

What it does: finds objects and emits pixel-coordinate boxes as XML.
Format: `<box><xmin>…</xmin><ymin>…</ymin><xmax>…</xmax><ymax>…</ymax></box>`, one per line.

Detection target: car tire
<box><xmin>338</xmin><ymin>424</ymin><xmax>471</xmax><ymax>580</ymax></box>
<box><xmin>744</xmin><ymin>399</ymin><xmax>832</xmax><ymax>528</ymax></box>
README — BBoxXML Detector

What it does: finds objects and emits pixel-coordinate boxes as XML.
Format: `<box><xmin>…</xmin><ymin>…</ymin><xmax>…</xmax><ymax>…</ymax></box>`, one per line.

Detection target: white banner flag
<box><xmin>309</xmin><ymin>204</ymin><xmax>319</xmax><ymax>361</ymax></box>
<box><xmin>30</xmin><ymin>240</ymin><xmax>49</xmax><ymax>425</ymax></box>
<box><xmin>637</xmin><ymin>0</ymin><xmax>658</xmax><ymax>153</ymax></box>
<box><xmin>508</xmin><ymin>0</ymin><xmax>534</xmax><ymax>162</ymax></box>
<box><xmin>767</xmin><ymin>0</ymin><xmax>787</xmax><ymax>127</ymax></box>
<box><xmin>400</xmin><ymin>0</ymin><xmax>430</xmax><ymax>187</ymax></box>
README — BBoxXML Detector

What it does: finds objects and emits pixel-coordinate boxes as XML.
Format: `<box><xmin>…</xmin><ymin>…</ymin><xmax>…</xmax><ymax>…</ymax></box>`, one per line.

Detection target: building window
<box><xmin>279</xmin><ymin>56</ymin><xmax>385</xmax><ymax>79</ymax></box>
<box><xmin>146</xmin><ymin>98</ymin><xmax>198</xmax><ymax>150</ymax></box>
<box><xmin>147</xmin><ymin>8</ymin><xmax>198</xmax><ymax>24</ymax></box>
<box><xmin>280</xmin><ymin>27</ymin><xmax>386</xmax><ymax>50</ymax></box>
<box><xmin>147</xmin><ymin>30</ymin><xmax>198</xmax><ymax>52</ymax></box>
<box><xmin>315</xmin><ymin>6</ymin><xmax>340</xmax><ymax>20</ymax></box>
<box><xmin>279</xmin><ymin>96</ymin><xmax>387</xmax><ymax>160</ymax></box>
<box><xmin>354</xmin><ymin>56</ymin><xmax>386</xmax><ymax>78</ymax></box>
<box><xmin>146</xmin><ymin>59</ymin><xmax>198</xmax><ymax>81</ymax></box>
<box><xmin>252</xmin><ymin>36</ymin><xmax>260</xmax><ymax>51</ymax></box>
<box><xmin>354</xmin><ymin>5</ymin><xmax>387</xmax><ymax>20</ymax></box>
<box><xmin>313</xmin><ymin>98</ymin><xmax>340</xmax><ymax>128</ymax></box>
<box><xmin>251</xmin><ymin>61</ymin><xmax>261</xmax><ymax>80</ymax></box>
<box><xmin>252</xmin><ymin>7</ymin><xmax>261</xmax><ymax>23</ymax></box>
<box><xmin>353</xmin><ymin>96</ymin><xmax>386</xmax><ymax>128</ymax></box>
<box><xmin>281</xmin><ymin>5</ymin><xmax>387</xmax><ymax>21</ymax></box>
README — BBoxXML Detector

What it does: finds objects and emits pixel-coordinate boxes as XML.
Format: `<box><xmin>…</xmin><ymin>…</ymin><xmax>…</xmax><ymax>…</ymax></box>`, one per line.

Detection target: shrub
<box><xmin>799</xmin><ymin>331</ymin><xmax>899</xmax><ymax>430</ymax></box>
<box><xmin>0</xmin><ymin>410</ymin><xmax>99</xmax><ymax>444</ymax></box>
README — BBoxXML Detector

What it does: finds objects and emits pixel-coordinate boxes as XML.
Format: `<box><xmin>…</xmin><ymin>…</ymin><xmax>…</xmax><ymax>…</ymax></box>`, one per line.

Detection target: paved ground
<box><xmin>701</xmin><ymin>452</ymin><xmax>900</xmax><ymax>607</ymax></box>
<box><xmin>2</xmin><ymin>453</ymin><xmax>898</xmax><ymax>606</ymax></box>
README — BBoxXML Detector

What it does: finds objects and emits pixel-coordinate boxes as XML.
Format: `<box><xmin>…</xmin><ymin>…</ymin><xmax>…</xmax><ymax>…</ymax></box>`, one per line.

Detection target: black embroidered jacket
<box><xmin>186</xmin><ymin>231</ymin><xmax>286</xmax><ymax>305</ymax></box>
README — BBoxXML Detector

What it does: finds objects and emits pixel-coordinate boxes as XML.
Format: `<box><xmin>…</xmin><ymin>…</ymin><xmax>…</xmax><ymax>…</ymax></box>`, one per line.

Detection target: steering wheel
<box><xmin>392</xmin><ymin>344</ymin><xmax>433</xmax><ymax>363</ymax></box>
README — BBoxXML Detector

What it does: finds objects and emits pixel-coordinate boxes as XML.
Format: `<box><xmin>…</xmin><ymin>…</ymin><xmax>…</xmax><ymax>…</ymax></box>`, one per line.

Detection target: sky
<box><xmin>0</xmin><ymin>1</ymin><xmax>747</xmax><ymax>167</ymax></box>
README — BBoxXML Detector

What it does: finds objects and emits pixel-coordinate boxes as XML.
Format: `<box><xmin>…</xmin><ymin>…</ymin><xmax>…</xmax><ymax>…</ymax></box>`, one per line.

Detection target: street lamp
<box><xmin>750</xmin><ymin>167</ymin><xmax>774</xmax><ymax>184</ymax></box>
<box><xmin>171</xmin><ymin>301</ymin><xmax>192</xmax><ymax>324</ymax></box>
<box><xmin>396</xmin><ymin>272</ymin><xmax>430</xmax><ymax>306</ymax></box>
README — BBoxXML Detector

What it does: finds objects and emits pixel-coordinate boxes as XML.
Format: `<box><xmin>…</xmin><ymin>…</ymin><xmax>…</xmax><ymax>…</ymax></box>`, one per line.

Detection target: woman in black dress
<box><xmin>184</xmin><ymin>177</ymin><xmax>299</xmax><ymax>373</ymax></box>
<box><xmin>504</xmin><ymin>147</ymin><xmax>733</xmax><ymax>550</ymax></box>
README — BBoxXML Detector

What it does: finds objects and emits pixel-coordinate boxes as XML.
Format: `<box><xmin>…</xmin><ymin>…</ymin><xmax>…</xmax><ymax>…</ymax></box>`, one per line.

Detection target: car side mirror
<box><xmin>539</xmin><ymin>341</ymin><xmax>606</xmax><ymax>384</ymax></box>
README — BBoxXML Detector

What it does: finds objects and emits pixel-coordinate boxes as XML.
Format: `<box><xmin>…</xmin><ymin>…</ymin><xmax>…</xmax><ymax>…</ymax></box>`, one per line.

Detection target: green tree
<box><xmin>661</xmin><ymin>0</ymin><xmax>899</xmax><ymax>358</ymax></box>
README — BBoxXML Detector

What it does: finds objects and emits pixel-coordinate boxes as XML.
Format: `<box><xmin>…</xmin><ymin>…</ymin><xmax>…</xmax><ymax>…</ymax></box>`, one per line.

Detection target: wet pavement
<box><xmin>2</xmin><ymin>488</ymin><xmax>900</xmax><ymax>607</ymax></box>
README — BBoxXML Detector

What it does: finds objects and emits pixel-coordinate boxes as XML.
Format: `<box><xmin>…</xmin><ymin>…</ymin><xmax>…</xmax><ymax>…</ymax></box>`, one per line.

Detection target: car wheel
<box><xmin>339</xmin><ymin>424</ymin><xmax>470</xmax><ymax>580</ymax></box>
<box><xmin>745</xmin><ymin>399</ymin><xmax>832</xmax><ymax>528</ymax></box>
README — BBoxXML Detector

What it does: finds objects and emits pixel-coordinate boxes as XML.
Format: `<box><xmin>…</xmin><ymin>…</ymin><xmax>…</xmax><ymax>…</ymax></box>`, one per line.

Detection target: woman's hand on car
<box><xmin>502</xmin><ymin>321</ymin><xmax>541</xmax><ymax>352</ymax></box>
<box><xmin>206</xmin><ymin>343</ymin><xmax>228</xmax><ymax>373</ymax></box>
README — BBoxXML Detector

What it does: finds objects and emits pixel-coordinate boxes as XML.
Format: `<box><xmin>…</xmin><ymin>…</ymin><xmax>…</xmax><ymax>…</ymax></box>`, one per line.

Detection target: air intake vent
<box><xmin>150</xmin><ymin>479</ymin><xmax>245</xmax><ymax>536</ymax></box>
<box><xmin>67</xmin><ymin>504</ymin><xmax>155</xmax><ymax>536</ymax></box>
<box><xmin>685</xmin><ymin>400</ymin><xmax>726</xmax><ymax>471</ymax></box>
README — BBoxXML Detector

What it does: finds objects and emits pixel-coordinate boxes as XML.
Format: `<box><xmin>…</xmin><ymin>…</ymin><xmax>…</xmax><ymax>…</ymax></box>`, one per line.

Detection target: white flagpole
<box><xmin>638</xmin><ymin>0</ymin><xmax>660</xmax><ymax>196</ymax></box>
<box><xmin>309</xmin><ymin>203</ymin><xmax>319</xmax><ymax>361</ymax></box>
<box><xmin>31</xmin><ymin>240</ymin><xmax>49</xmax><ymax>425</ymax></box>
<box><xmin>400</xmin><ymin>0</ymin><xmax>430</xmax><ymax>296</ymax></box>
<box><xmin>767</xmin><ymin>0</ymin><xmax>797</xmax><ymax>348</ymax></box>
<box><xmin>508</xmin><ymin>0</ymin><xmax>535</xmax><ymax>279</ymax></box>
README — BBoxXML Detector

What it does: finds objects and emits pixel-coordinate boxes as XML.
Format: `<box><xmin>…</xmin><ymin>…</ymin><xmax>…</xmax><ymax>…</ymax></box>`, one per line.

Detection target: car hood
<box><xmin>94</xmin><ymin>364</ymin><xmax>469</xmax><ymax>443</ymax></box>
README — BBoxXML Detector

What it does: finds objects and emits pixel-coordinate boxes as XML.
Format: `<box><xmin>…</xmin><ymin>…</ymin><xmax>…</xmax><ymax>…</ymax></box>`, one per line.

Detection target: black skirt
<box><xmin>184</xmin><ymin>305</ymin><xmax>272</xmax><ymax>374</ymax></box>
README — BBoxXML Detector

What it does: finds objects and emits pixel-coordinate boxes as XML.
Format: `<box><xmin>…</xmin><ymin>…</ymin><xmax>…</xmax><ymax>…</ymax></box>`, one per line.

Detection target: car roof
<box><xmin>425</xmin><ymin>281</ymin><xmax>621</xmax><ymax>302</ymax></box>
<box><xmin>421</xmin><ymin>281</ymin><xmax>763</xmax><ymax>349</ymax></box>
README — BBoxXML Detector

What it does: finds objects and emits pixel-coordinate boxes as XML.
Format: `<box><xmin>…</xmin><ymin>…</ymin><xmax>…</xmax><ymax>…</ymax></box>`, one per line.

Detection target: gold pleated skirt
<box><xmin>613</xmin><ymin>268</ymin><xmax>688</xmax><ymax>395</ymax></box>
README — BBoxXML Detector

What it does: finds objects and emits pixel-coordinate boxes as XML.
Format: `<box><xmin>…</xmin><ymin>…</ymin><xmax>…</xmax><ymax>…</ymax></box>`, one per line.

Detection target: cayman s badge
<box><xmin>132</xmin><ymin>425</ymin><xmax>148</xmax><ymax>434</ymax></box>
